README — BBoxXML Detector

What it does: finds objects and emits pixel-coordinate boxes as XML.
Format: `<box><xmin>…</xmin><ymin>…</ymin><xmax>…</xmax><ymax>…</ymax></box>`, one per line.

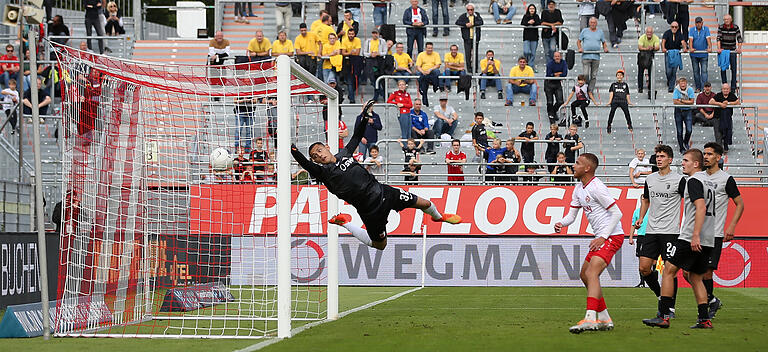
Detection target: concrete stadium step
<box><xmin>132</xmin><ymin>40</ymin><xmax>209</xmax><ymax>64</ymax></box>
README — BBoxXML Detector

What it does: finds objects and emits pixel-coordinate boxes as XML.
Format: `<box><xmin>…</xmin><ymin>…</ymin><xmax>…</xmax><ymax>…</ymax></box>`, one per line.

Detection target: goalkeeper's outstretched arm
<box><xmin>291</xmin><ymin>144</ymin><xmax>323</xmax><ymax>177</ymax></box>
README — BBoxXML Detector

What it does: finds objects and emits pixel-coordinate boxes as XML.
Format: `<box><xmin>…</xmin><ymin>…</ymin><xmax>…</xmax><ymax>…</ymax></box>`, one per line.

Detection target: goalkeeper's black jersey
<box><xmin>291</xmin><ymin>114</ymin><xmax>384</xmax><ymax>214</ymax></box>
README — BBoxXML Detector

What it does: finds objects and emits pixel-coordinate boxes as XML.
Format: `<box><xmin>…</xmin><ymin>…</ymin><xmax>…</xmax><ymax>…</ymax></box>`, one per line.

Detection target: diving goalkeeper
<box><xmin>291</xmin><ymin>101</ymin><xmax>461</xmax><ymax>250</ymax></box>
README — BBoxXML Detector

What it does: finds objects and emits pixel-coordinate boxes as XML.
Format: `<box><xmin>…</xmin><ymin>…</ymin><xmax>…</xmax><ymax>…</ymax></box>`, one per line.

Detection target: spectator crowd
<box><xmin>199</xmin><ymin>0</ymin><xmax>746</xmax><ymax>185</ymax></box>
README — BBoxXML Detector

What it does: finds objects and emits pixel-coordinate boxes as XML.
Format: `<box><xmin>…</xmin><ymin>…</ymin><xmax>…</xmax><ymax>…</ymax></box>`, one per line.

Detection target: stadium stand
<box><xmin>0</xmin><ymin>0</ymin><xmax>766</xmax><ymax>232</ymax></box>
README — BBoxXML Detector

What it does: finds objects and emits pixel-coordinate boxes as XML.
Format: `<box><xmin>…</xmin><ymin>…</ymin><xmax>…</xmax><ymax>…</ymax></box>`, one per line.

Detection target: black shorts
<box><xmin>668</xmin><ymin>239</ymin><xmax>713</xmax><ymax>275</ymax></box>
<box><xmin>634</xmin><ymin>235</ymin><xmax>645</xmax><ymax>257</ymax></box>
<box><xmin>708</xmin><ymin>237</ymin><xmax>724</xmax><ymax>270</ymax></box>
<box><xmin>359</xmin><ymin>185</ymin><xmax>418</xmax><ymax>242</ymax></box>
<box><xmin>637</xmin><ymin>233</ymin><xmax>678</xmax><ymax>261</ymax></box>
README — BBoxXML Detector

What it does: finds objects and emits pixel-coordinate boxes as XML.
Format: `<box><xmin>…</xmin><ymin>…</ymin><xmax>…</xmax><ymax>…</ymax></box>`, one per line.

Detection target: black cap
<box><xmin>299</xmin><ymin>23</ymin><xmax>307</xmax><ymax>29</ymax></box>
<box><xmin>704</xmin><ymin>81</ymin><xmax>711</xmax><ymax>87</ymax></box>
<box><xmin>695</xmin><ymin>16</ymin><xmax>703</xmax><ymax>23</ymax></box>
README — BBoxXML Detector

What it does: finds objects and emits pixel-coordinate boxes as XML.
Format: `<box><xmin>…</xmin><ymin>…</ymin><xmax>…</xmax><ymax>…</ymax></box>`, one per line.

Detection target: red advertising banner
<box><xmin>682</xmin><ymin>239</ymin><xmax>767</xmax><ymax>288</ymax></box>
<box><xmin>189</xmin><ymin>185</ymin><xmax>768</xmax><ymax>237</ymax></box>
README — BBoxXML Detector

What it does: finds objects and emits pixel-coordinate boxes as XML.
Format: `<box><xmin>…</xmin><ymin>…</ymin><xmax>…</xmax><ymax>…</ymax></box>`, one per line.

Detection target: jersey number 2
<box><xmin>705</xmin><ymin>189</ymin><xmax>716</xmax><ymax>216</ymax></box>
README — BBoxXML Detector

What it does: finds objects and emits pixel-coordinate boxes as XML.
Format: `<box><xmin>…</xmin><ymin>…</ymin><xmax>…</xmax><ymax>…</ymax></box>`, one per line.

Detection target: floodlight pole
<box><xmin>29</xmin><ymin>30</ymin><xmax>51</xmax><ymax>340</ymax></box>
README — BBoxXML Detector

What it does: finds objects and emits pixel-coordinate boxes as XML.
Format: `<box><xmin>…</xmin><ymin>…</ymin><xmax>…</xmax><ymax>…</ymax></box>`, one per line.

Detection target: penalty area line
<box><xmin>235</xmin><ymin>286</ymin><xmax>424</xmax><ymax>352</ymax></box>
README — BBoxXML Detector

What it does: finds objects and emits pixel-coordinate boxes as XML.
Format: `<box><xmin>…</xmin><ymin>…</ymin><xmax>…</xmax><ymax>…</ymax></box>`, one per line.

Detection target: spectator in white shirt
<box><xmin>628</xmin><ymin>148</ymin><xmax>652</xmax><ymax>188</ymax></box>
<box><xmin>208</xmin><ymin>31</ymin><xmax>231</xmax><ymax>65</ymax></box>
<box><xmin>363</xmin><ymin>145</ymin><xmax>385</xmax><ymax>180</ymax></box>
<box><xmin>432</xmin><ymin>96</ymin><xmax>459</xmax><ymax>137</ymax></box>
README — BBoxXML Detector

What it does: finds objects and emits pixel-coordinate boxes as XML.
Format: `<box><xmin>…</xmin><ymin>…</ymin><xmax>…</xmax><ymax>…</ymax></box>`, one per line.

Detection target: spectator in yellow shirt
<box><xmin>310</xmin><ymin>10</ymin><xmax>329</xmax><ymax>34</ymax></box>
<box><xmin>415</xmin><ymin>42</ymin><xmax>442</xmax><ymax>107</ymax></box>
<box><xmin>341</xmin><ymin>28</ymin><xmax>363</xmax><ymax>103</ymax></box>
<box><xmin>506</xmin><ymin>56</ymin><xmax>538</xmax><ymax>106</ymax></box>
<box><xmin>393</xmin><ymin>42</ymin><xmax>414</xmax><ymax>83</ymax></box>
<box><xmin>441</xmin><ymin>44</ymin><xmax>466</xmax><ymax>91</ymax></box>
<box><xmin>479</xmin><ymin>49</ymin><xmax>503</xmax><ymax>99</ymax></box>
<box><xmin>271</xmin><ymin>31</ymin><xmax>294</xmax><ymax>57</ymax></box>
<box><xmin>247</xmin><ymin>29</ymin><xmax>271</xmax><ymax>62</ymax></box>
<box><xmin>321</xmin><ymin>33</ymin><xmax>342</xmax><ymax>85</ymax></box>
<box><xmin>295</xmin><ymin>23</ymin><xmax>319</xmax><ymax>74</ymax></box>
<box><xmin>315</xmin><ymin>14</ymin><xmax>335</xmax><ymax>48</ymax></box>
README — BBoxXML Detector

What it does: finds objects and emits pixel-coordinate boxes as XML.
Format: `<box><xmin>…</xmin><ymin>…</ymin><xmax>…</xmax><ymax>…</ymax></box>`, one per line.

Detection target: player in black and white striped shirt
<box><xmin>700</xmin><ymin>142</ymin><xmax>745</xmax><ymax>319</ymax></box>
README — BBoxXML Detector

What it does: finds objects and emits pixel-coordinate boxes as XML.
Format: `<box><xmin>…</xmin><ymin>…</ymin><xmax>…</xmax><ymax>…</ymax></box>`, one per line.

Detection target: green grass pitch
<box><xmin>4</xmin><ymin>287</ymin><xmax>767</xmax><ymax>351</ymax></box>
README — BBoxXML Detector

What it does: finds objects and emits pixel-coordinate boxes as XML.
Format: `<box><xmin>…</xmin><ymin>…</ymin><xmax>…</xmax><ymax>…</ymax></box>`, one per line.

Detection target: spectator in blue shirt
<box><xmin>672</xmin><ymin>77</ymin><xmax>696</xmax><ymax>153</ymax></box>
<box><xmin>545</xmin><ymin>51</ymin><xmax>568</xmax><ymax>123</ymax></box>
<box><xmin>688</xmin><ymin>17</ymin><xmax>712</xmax><ymax>92</ymax></box>
<box><xmin>484</xmin><ymin>138</ymin><xmax>507</xmax><ymax>184</ymax></box>
<box><xmin>577</xmin><ymin>17</ymin><xmax>609</xmax><ymax>95</ymax></box>
<box><xmin>353</xmin><ymin>107</ymin><xmax>383</xmax><ymax>157</ymax></box>
<box><xmin>410</xmin><ymin>98</ymin><xmax>436</xmax><ymax>154</ymax></box>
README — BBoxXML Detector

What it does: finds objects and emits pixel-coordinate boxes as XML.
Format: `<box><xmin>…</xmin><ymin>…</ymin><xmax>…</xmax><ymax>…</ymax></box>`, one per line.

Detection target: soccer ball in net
<box><xmin>209</xmin><ymin>147</ymin><xmax>233</xmax><ymax>171</ymax></box>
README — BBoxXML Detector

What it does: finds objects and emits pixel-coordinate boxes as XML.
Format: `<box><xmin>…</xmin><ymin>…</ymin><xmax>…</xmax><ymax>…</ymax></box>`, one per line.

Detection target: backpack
<box><xmin>382</xmin><ymin>54</ymin><xmax>395</xmax><ymax>75</ymax></box>
<box><xmin>565</xmin><ymin>49</ymin><xmax>575</xmax><ymax>70</ymax></box>
<box><xmin>457</xmin><ymin>74</ymin><xmax>472</xmax><ymax>100</ymax></box>
<box><xmin>637</xmin><ymin>50</ymin><xmax>654</xmax><ymax>68</ymax></box>
<box><xmin>557</xmin><ymin>32</ymin><xmax>570</xmax><ymax>50</ymax></box>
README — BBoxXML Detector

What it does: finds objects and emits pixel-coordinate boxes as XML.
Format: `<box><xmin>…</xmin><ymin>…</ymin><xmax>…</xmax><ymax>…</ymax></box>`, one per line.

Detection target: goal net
<box><xmin>52</xmin><ymin>46</ymin><xmax>340</xmax><ymax>338</ymax></box>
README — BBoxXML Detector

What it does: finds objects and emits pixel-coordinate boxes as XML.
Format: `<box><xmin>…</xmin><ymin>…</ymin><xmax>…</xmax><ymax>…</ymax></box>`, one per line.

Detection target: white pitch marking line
<box><xmin>234</xmin><ymin>287</ymin><xmax>423</xmax><ymax>352</ymax></box>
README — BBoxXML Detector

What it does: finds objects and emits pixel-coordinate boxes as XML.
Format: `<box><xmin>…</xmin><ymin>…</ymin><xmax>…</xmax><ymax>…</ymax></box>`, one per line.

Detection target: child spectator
<box><xmin>563</xmin><ymin>124</ymin><xmax>583</xmax><ymax>163</ymax></box>
<box><xmin>563</xmin><ymin>74</ymin><xmax>595</xmax><ymax>128</ymax></box>
<box><xmin>517</xmin><ymin>164</ymin><xmax>542</xmax><ymax>185</ymax></box>
<box><xmin>471</xmin><ymin>112</ymin><xmax>489</xmax><ymax>155</ymax></box>
<box><xmin>516</xmin><ymin>121</ymin><xmax>538</xmax><ymax>163</ymax></box>
<box><xmin>544</xmin><ymin>123</ymin><xmax>562</xmax><ymax>172</ymax></box>
<box><xmin>1</xmin><ymin>79</ymin><xmax>18</xmax><ymax>134</ymax></box>
<box><xmin>410</xmin><ymin>98</ymin><xmax>435</xmax><ymax>154</ymax></box>
<box><xmin>551</xmin><ymin>152</ymin><xmax>573</xmax><ymax>185</ymax></box>
<box><xmin>399</xmin><ymin>138</ymin><xmax>422</xmax><ymax>184</ymax></box>
<box><xmin>241</xmin><ymin>165</ymin><xmax>255</xmax><ymax>183</ymax></box>
<box><xmin>484</xmin><ymin>138</ymin><xmax>506</xmax><ymax>183</ymax></box>
<box><xmin>445</xmin><ymin>139</ymin><xmax>467</xmax><ymax>185</ymax></box>
<box><xmin>263</xmin><ymin>164</ymin><xmax>276</xmax><ymax>184</ymax></box>
<box><xmin>233</xmin><ymin>146</ymin><xmax>249</xmax><ymax>180</ymax></box>
<box><xmin>606</xmin><ymin>69</ymin><xmax>633</xmax><ymax>134</ymax></box>
<box><xmin>628</xmin><ymin>148</ymin><xmax>652</xmax><ymax>188</ymax></box>
<box><xmin>250</xmin><ymin>138</ymin><xmax>269</xmax><ymax>178</ymax></box>
<box><xmin>501</xmin><ymin>138</ymin><xmax>522</xmax><ymax>183</ymax></box>
<box><xmin>363</xmin><ymin>145</ymin><xmax>384</xmax><ymax>180</ymax></box>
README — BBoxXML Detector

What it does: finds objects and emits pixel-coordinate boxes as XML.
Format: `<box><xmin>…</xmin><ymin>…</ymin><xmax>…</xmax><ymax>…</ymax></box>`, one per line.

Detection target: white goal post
<box><xmin>275</xmin><ymin>55</ymin><xmax>340</xmax><ymax>337</ymax></box>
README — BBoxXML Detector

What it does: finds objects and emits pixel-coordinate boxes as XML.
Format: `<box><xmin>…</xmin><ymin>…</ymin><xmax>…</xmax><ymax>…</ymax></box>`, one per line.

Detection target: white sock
<box><xmin>342</xmin><ymin>223</ymin><xmax>373</xmax><ymax>247</ymax></box>
<box><xmin>584</xmin><ymin>310</ymin><xmax>597</xmax><ymax>321</ymax></box>
<box><xmin>423</xmin><ymin>202</ymin><xmax>443</xmax><ymax>221</ymax></box>
<box><xmin>597</xmin><ymin>309</ymin><xmax>611</xmax><ymax>321</ymax></box>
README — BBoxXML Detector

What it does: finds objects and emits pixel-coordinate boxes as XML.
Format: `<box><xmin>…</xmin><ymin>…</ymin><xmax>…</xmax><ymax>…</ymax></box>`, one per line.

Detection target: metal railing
<box><xmin>47</xmin><ymin>35</ymin><xmax>133</xmax><ymax>58</ymax></box>
<box><xmin>376</xmin><ymin>74</ymin><xmax>576</xmax><ymax>114</ymax></box>
<box><xmin>54</xmin><ymin>0</ymin><xmax>133</xmax><ymax>16</ymax></box>
<box><xmin>0</xmin><ymin>180</ymin><xmax>32</xmax><ymax>232</ymax></box>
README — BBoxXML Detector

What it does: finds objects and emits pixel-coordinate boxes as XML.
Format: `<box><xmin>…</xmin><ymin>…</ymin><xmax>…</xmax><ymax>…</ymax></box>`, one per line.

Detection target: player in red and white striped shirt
<box><xmin>554</xmin><ymin>153</ymin><xmax>624</xmax><ymax>334</ymax></box>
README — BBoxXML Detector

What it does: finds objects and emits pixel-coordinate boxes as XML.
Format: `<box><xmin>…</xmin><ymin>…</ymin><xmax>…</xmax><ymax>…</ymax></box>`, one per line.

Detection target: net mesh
<box><xmin>53</xmin><ymin>45</ymin><xmax>332</xmax><ymax>338</ymax></box>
